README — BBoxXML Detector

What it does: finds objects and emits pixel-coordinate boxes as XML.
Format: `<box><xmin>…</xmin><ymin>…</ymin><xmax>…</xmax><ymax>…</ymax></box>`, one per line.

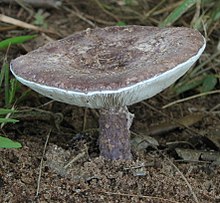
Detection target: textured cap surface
<box><xmin>10</xmin><ymin>26</ymin><xmax>206</xmax><ymax>108</ymax></box>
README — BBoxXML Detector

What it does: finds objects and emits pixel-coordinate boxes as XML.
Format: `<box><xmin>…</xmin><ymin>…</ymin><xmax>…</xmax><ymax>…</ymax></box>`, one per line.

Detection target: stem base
<box><xmin>99</xmin><ymin>107</ymin><xmax>133</xmax><ymax>160</ymax></box>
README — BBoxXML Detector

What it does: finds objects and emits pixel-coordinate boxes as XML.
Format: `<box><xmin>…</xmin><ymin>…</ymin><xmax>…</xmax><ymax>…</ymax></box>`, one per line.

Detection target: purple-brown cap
<box><xmin>10</xmin><ymin>26</ymin><xmax>206</xmax><ymax>108</ymax></box>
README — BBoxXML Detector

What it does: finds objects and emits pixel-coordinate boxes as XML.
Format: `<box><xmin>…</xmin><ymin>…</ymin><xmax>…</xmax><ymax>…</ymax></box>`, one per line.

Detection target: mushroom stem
<box><xmin>99</xmin><ymin>106</ymin><xmax>134</xmax><ymax>160</ymax></box>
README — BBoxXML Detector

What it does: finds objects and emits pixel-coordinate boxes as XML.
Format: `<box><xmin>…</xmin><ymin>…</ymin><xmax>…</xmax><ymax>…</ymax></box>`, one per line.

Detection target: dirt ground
<box><xmin>0</xmin><ymin>1</ymin><xmax>220</xmax><ymax>203</ymax></box>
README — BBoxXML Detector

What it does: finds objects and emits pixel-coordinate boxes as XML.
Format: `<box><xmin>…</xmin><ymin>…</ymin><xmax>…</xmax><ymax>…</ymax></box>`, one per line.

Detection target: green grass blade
<box><xmin>4</xmin><ymin>63</ymin><xmax>9</xmax><ymax>106</ymax></box>
<box><xmin>0</xmin><ymin>118</ymin><xmax>19</xmax><ymax>123</ymax></box>
<box><xmin>0</xmin><ymin>62</ymin><xmax>6</xmax><ymax>93</ymax></box>
<box><xmin>9</xmin><ymin>79</ymin><xmax>18</xmax><ymax>105</ymax></box>
<box><xmin>0</xmin><ymin>136</ymin><xmax>21</xmax><ymax>148</ymax></box>
<box><xmin>0</xmin><ymin>108</ymin><xmax>16</xmax><ymax>115</ymax></box>
<box><xmin>210</xmin><ymin>1</ymin><xmax>220</xmax><ymax>21</ymax></box>
<box><xmin>159</xmin><ymin>0</ymin><xmax>198</xmax><ymax>27</ymax></box>
<box><xmin>0</xmin><ymin>35</ymin><xmax>36</xmax><ymax>49</ymax></box>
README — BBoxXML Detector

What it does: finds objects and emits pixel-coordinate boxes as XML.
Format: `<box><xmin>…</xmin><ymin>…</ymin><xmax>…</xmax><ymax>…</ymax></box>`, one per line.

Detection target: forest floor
<box><xmin>0</xmin><ymin>1</ymin><xmax>220</xmax><ymax>202</ymax></box>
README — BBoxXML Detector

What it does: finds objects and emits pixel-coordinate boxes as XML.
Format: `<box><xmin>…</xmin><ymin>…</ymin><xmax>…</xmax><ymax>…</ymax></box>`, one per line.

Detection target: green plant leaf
<box><xmin>33</xmin><ymin>9</ymin><xmax>48</xmax><ymax>28</ymax></box>
<box><xmin>124</xmin><ymin>0</ymin><xmax>133</xmax><ymax>5</ymax></box>
<box><xmin>174</xmin><ymin>76</ymin><xmax>205</xmax><ymax>95</ymax></box>
<box><xmin>116</xmin><ymin>21</ymin><xmax>127</xmax><ymax>26</ymax></box>
<box><xmin>159</xmin><ymin>0</ymin><xmax>197</xmax><ymax>27</ymax></box>
<box><xmin>199</xmin><ymin>75</ymin><xmax>218</xmax><ymax>92</ymax></box>
<box><xmin>0</xmin><ymin>136</ymin><xmax>21</xmax><ymax>148</ymax></box>
<box><xmin>0</xmin><ymin>35</ymin><xmax>37</xmax><ymax>49</ymax></box>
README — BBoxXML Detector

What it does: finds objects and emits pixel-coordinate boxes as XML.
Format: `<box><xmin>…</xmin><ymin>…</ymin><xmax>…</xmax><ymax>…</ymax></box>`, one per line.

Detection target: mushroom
<box><xmin>10</xmin><ymin>26</ymin><xmax>206</xmax><ymax>160</ymax></box>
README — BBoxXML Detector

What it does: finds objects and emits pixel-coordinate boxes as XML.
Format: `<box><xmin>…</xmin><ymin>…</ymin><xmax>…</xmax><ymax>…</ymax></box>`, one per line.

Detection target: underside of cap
<box><xmin>10</xmin><ymin>26</ymin><xmax>206</xmax><ymax>108</ymax></box>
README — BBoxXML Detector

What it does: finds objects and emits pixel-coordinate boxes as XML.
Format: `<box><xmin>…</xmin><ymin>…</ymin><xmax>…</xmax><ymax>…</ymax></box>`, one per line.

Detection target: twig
<box><xmin>36</xmin><ymin>129</ymin><xmax>51</xmax><ymax>197</ymax></box>
<box><xmin>0</xmin><ymin>14</ymin><xmax>58</xmax><ymax>35</ymax></box>
<box><xmin>210</xmin><ymin>103</ymin><xmax>220</xmax><ymax>112</ymax></box>
<box><xmin>143</xmin><ymin>0</ymin><xmax>166</xmax><ymax>20</ymax></box>
<box><xmin>1</xmin><ymin>0</ymin><xmax>62</xmax><ymax>8</ymax></box>
<box><xmin>190</xmin><ymin>0</ymin><xmax>201</xmax><ymax>26</ymax></box>
<box><xmin>98</xmin><ymin>190</ymin><xmax>180</xmax><ymax>203</ymax></box>
<box><xmin>79</xmin><ymin>13</ymin><xmax>115</xmax><ymax>25</ymax></box>
<box><xmin>0</xmin><ymin>106</ymin><xmax>15</xmax><ymax>129</ymax></box>
<box><xmin>142</xmin><ymin>101</ymin><xmax>170</xmax><ymax>117</ymax></box>
<box><xmin>157</xmin><ymin>149</ymin><xmax>199</xmax><ymax>203</ymax></box>
<box><xmin>163</xmin><ymin>90</ymin><xmax>220</xmax><ymax>109</ymax></box>
<box><xmin>152</xmin><ymin>1</ymin><xmax>182</xmax><ymax>16</ymax></box>
<box><xmin>190</xmin><ymin>51</ymin><xmax>220</xmax><ymax>77</ymax></box>
<box><xmin>93</xmin><ymin>0</ymin><xmax>120</xmax><ymax>21</ymax></box>
<box><xmin>64</xmin><ymin>149</ymin><xmax>87</xmax><ymax>169</ymax></box>
<box><xmin>63</xmin><ymin>6</ymin><xmax>96</xmax><ymax>27</ymax></box>
<box><xmin>83</xmin><ymin>108</ymin><xmax>87</xmax><ymax>131</ymax></box>
<box><xmin>0</xmin><ymin>25</ymin><xmax>18</xmax><ymax>32</ymax></box>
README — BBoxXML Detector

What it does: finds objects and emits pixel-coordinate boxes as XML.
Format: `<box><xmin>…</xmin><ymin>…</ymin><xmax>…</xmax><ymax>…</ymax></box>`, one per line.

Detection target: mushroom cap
<box><xmin>10</xmin><ymin>26</ymin><xmax>206</xmax><ymax>108</ymax></box>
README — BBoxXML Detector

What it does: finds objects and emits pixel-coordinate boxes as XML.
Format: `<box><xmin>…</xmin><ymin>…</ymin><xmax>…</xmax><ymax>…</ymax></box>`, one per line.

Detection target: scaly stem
<box><xmin>99</xmin><ymin>106</ymin><xmax>133</xmax><ymax>160</ymax></box>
